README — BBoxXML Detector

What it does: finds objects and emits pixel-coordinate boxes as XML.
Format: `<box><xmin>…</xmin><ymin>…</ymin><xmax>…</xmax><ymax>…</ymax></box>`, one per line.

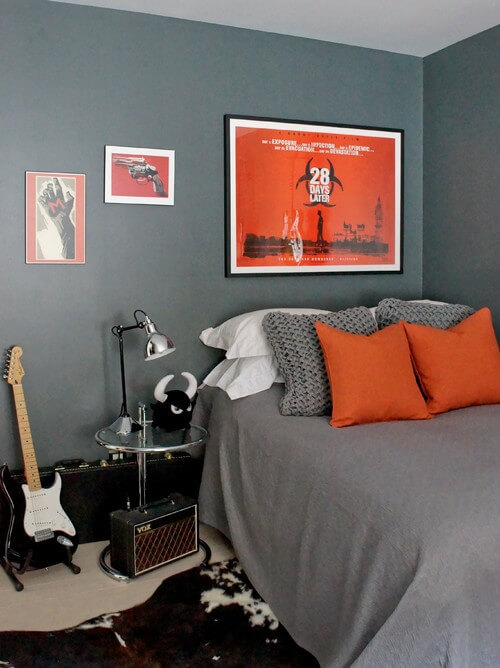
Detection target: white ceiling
<box><xmin>49</xmin><ymin>0</ymin><xmax>499</xmax><ymax>57</ymax></box>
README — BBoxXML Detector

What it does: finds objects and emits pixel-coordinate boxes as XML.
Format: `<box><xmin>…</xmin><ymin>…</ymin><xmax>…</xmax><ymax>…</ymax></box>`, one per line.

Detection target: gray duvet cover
<box><xmin>195</xmin><ymin>385</ymin><xmax>500</xmax><ymax>667</ymax></box>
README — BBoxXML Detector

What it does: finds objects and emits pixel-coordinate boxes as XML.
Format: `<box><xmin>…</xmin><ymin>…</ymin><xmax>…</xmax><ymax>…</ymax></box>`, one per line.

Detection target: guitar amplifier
<box><xmin>110</xmin><ymin>493</ymin><xmax>198</xmax><ymax>577</ymax></box>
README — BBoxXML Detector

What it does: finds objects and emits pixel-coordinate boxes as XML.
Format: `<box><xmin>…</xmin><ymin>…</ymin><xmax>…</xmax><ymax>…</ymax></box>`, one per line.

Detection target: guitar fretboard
<box><xmin>12</xmin><ymin>383</ymin><xmax>41</xmax><ymax>492</ymax></box>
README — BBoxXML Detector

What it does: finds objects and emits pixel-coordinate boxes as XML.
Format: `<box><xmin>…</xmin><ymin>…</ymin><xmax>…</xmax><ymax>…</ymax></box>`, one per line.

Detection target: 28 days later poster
<box><xmin>225</xmin><ymin>116</ymin><xmax>403</xmax><ymax>275</ymax></box>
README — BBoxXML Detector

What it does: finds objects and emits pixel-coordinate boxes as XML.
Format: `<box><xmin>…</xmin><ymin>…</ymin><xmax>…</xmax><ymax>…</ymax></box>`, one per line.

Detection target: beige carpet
<box><xmin>0</xmin><ymin>523</ymin><xmax>233</xmax><ymax>632</ymax></box>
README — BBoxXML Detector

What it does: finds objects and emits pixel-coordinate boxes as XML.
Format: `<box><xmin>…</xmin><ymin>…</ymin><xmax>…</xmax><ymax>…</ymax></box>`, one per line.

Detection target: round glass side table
<box><xmin>95</xmin><ymin>422</ymin><xmax>207</xmax><ymax>507</ymax></box>
<box><xmin>95</xmin><ymin>422</ymin><xmax>209</xmax><ymax>581</ymax></box>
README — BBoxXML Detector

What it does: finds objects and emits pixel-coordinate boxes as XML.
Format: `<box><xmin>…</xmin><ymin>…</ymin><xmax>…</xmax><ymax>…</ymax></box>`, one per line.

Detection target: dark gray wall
<box><xmin>0</xmin><ymin>0</ymin><xmax>423</xmax><ymax>467</ymax></box>
<box><xmin>423</xmin><ymin>26</ymin><xmax>500</xmax><ymax>330</ymax></box>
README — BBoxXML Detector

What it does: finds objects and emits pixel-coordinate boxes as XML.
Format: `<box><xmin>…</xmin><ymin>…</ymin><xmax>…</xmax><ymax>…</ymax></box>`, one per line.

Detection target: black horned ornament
<box><xmin>150</xmin><ymin>372</ymin><xmax>197</xmax><ymax>431</ymax></box>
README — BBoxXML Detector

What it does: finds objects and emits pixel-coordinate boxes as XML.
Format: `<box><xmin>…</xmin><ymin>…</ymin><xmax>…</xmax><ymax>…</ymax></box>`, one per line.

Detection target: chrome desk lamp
<box><xmin>108</xmin><ymin>309</ymin><xmax>175</xmax><ymax>435</ymax></box>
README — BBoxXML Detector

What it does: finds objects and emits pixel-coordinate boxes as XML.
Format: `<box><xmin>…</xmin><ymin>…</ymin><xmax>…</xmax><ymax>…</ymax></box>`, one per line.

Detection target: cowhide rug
<box><xmin>0</xmin><ymin>558</ymin><xmax>319</xmax><ymax>667</ymax></box>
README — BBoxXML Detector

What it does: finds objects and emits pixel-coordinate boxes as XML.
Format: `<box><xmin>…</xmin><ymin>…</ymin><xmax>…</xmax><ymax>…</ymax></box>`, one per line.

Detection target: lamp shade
<box><xmin>143</xmin><ymin>316</ymin><xmax>176</xmax><ymax>360</ymax></box>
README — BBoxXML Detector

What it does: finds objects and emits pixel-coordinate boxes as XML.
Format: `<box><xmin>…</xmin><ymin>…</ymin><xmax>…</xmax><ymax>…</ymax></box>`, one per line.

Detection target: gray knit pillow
<box><xmin>375</xmin><ymin>298</ymin><xmax>474</xmax><ymax>330</ymax></box>
<box><xmin>263</xmin><ymin>307</ymin><xmax>377</xmax><ymax>416</ymax></box>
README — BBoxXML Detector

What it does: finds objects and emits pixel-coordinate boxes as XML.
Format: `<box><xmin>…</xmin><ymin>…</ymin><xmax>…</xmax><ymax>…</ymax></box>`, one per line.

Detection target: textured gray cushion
<box><xmin>375</xmin><ymin>298</ymin><xmax>475</xmax><ymax>330</ymax></box>
<box><xmin>263</xmin><ymin>307</ymin><xmax>377</xmax><ymax>416</ymax></box>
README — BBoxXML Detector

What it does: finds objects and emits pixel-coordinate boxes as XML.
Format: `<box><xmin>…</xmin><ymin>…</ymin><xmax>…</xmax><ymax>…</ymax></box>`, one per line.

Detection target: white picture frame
<box><xmin>105</xmin><ymin>145</ymin><xmax>175</xmax><ymax>205</ymax></box>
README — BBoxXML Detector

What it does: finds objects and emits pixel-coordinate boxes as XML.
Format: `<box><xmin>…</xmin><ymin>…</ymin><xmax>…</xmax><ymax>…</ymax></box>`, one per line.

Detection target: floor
<box><xmin>0</xmin><ymin>523</ymin><xmax>234</xmax><ymax>632</ymax></box>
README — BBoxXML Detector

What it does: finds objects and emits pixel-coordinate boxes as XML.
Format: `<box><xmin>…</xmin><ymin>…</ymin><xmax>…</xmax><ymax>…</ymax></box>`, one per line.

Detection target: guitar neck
<box><xmin>12</xmin><ymin>383</ymin><xmax>41</xmax><ymax>492</ymax></box>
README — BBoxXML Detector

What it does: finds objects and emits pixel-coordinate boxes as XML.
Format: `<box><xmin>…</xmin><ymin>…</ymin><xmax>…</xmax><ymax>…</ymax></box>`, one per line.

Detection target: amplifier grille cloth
<box><xmin>135</xmin><ymin>516</ymin><xmax>196</xmax><ymax>573</ymax></box>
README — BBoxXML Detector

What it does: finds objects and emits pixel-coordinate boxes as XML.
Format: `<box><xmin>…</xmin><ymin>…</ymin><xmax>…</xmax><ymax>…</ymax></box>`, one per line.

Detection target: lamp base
<box><xmin>107</xmin><ymin>414</ymin><xmax>143</xmax><ymax>435</ymax></box>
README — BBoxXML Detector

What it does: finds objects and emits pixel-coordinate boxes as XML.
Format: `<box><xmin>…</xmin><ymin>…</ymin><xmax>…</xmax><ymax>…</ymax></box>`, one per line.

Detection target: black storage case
<box><xmin>10</xmin><ymin>453</ymin><xmax>202</xmax><ymax>544</ymax></box>
<box><xmin>110</xmin><ymin>493</ymin><xmax>198</xmax><ymax>577</ymax></box>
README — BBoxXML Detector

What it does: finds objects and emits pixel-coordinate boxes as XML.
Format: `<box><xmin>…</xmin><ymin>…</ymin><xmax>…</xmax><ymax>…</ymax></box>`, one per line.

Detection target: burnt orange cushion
<box><xmin>402</xmin><ymin>308</ymin><xmax>500</xmax><ymax>414</ymax></box>
<box><xmin>315</xmin><ymin>322</ymin><xmax>430</xmax><ymax>427</ymax></box>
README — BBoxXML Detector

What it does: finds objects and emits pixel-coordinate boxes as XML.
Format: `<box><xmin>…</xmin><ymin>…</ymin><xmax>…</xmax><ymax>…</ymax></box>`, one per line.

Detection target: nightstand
<box><xmin>95</xmin><ymin>422</ymin><xmax>210</xmax><ymax>581</ymax></box>
<box><xmin>95</xmin><ymin>422</ymin><xmax>207</xmax><ymax>507</ymax></box>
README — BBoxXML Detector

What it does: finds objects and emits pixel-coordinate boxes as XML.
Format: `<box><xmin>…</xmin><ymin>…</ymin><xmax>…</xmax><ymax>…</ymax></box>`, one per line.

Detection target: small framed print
<box><xmin>225</xmin><ymin>115</ymin><xmax>403</xmax><ymax>276</ymax></box>
<box><xmin>26</xmin><ymin>172</ymin><xmax>85</xmax><ymax>264</ymax></box>
<box><xmin>105</xmin><ymin>146</ymin><xmax>175</xmax><ymax>205</ymax></box>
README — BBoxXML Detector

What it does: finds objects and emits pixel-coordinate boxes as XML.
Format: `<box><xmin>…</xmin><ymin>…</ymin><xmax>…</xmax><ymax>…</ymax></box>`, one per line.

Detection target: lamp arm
<box><xmin>111</xmin><ymin>322</ymin><xmax>143</xmax><ymax>418</ymax></box>
<box><xmin>112</xmin><ymin>322</ymin><xmax>143</xmax><ymax>337</ymax></box>
<box><xmin>133</xmin><ymin>309</ymin><xmax>148</xmax><ymax>326</ymax></box>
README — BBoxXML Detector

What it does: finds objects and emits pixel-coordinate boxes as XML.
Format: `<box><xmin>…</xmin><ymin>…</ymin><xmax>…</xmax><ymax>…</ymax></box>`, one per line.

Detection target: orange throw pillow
<box><xmin>402</xmin><ymin>308</ymin><xmax>500</xmax><ymax>414</ymax></box>
<box><xmin>315</xmin><ymin>322</ymin><xmax>430</xmax><ymax>427</ymax></box>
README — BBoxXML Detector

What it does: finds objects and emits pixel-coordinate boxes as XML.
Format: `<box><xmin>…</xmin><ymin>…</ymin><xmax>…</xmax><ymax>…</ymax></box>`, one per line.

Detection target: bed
<box><xmin>194</xmin><ymin>384</ymin><xmax>500</xmax><ymax>667</ymax></box>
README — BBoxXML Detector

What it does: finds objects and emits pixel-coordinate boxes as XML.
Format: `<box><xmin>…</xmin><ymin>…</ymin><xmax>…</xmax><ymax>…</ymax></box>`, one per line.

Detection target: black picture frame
<box><xmin>225</xmin><ymin>114</ymin><xmax>404</xmax><ymax>277</ymax></box>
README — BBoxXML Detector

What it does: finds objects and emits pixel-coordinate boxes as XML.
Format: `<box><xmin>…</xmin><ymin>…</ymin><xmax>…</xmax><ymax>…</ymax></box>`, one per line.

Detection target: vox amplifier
<box><xmin>110</xmin><ymin>493</ymin><xmax>198</xmax><ymax>577</ymax></box>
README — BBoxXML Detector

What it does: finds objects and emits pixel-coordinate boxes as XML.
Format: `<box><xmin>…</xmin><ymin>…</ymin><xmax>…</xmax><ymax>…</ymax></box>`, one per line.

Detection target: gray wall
<box><xmin>423</xmin><ymin>26</ymin><xmax>500</xmax><ymax>330</ymax></box>
<box><xmin>0</xmin><ymin>0</ymin><xmax>423</xmax><ymax>467</ymax></box>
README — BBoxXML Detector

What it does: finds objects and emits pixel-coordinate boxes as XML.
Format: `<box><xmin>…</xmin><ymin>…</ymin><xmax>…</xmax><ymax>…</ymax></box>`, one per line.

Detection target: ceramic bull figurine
<box><xmin>150</xmin><ymin>372</ymin><xmax>197</xmax><ymax>431</ymax></box>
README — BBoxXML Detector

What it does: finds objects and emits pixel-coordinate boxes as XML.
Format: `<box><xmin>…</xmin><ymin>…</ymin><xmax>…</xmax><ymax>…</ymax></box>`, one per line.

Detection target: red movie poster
<box><xmin>226</xmin><ymin>117</ymin><xmax>402</xmax><ymax>275</ymax></box>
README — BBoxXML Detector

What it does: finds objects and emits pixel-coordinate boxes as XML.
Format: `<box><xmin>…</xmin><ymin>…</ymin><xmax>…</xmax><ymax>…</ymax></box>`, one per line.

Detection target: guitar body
<box><xmin>0</xmin><ymin>464</ymin><xmax>78</xmax><ymax>570</ymax></box>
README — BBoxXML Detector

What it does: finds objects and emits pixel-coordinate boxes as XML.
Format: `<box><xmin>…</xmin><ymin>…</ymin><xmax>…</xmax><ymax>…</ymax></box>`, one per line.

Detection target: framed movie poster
<box><xmin>225</xmin><ymin>115</ymin><xmax>403</xmax><ymax>276</ymax></box>
<box><xmin>105</xmin><ymin>146</ymin><xmax>175</xmax><ymax>205</ymax></box>
<box><xmin>26</xmin><ymin>172</ymin><xmax>85</xmax><ymax>264</ymax></box>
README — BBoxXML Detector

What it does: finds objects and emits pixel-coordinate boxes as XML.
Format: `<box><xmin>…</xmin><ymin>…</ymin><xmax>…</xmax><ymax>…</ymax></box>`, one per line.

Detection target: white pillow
<box><xmin>202</xmin><ymin>356</ymin><xmax>283</xmax><ymax>400</ymax></box>
<box><xmin>200</xmin><ymin>308</ymin><xmax>330</xmax><ymax>359</ymax></box>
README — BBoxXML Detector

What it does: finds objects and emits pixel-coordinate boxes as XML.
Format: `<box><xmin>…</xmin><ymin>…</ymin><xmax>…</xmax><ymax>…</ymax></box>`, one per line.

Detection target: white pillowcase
<box><xmin>199</xmin><ymin>308</ymin><xmax>330</xmax><ymax>359</ymax></box>
<box><xmin>199</xmin><ymin>301</ymin><xmax>444</xmax><ymax>400</ymax></box>
<box><xmin>202</xmin><ymin>356</ymin><xmax>283</xmax><ymax>400</ymax></box>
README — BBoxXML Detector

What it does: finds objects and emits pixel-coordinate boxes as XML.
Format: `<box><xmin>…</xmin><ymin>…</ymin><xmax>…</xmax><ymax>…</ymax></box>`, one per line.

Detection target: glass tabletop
<box><xmin>95</xmin><ymin>422</ymin><xmax>207</xmax><ymax>454</ymax></box>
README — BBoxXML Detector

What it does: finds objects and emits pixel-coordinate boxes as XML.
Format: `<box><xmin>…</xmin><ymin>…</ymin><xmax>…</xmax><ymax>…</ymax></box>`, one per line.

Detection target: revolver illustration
<box><xmin>113</xmin><ymin>156</ymin><xmax>165</xmax><ymax>195</ymax></box>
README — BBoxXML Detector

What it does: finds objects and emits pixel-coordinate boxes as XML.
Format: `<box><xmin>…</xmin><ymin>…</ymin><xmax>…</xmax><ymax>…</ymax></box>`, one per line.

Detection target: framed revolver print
<box><xmin>26</xmin><ymin>171</ymin><xmax>86</xmax><ymax>264</ymax></box>
<box><xmin>105</xmin><ymin>146</ymin><xmax>175</xmax><ymax>205</ymax></box>
<box><xmin>225</xmin><ymin>115</ymin><xmax>403</xmax><ymax>276</ymax></box>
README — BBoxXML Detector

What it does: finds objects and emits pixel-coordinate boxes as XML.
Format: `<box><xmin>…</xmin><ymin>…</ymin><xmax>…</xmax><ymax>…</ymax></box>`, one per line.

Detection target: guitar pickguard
<box><xmin>22</xmin><ymin>472</ymin><xmax>76</xmax><ymax>540</ymax></box>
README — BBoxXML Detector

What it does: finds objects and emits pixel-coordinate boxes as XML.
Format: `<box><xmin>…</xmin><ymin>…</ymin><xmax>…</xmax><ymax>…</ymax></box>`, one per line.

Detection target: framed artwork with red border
<box><xmin>26</xmin><ymin>171</ymin><xmax>86</xmax><ymax>264</ymax></box>
<box><xmin>104</xmin><ymin>145</ymin><xmax>175</xmax><ymax>205</ymax></box>
<box><xmin>225</xmin><ymin>115</ymin><xmax>403</xmax><ymax>276</ymax></box>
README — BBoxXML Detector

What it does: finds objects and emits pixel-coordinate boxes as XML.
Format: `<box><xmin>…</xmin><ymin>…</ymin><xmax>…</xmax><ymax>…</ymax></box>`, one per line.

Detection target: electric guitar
<box><xmin>1</xmin><ymin>346</ymin><xmax>79</xmax><ymax>574</ymax></box>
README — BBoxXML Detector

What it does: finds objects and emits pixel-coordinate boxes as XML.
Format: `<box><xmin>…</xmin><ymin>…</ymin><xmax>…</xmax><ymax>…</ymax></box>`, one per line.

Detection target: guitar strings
<box><xmin>10</xmin><ymin>353</ymin><xmax>61</xmax><ymax>544</ymax></box>
<box><xmin>8</xmin><ymin>353</ymin><xmax>46</xmax><ymax>542</ymax></box>
<box><xmin>20</xmin><ymin>385</ymin><xmax>44</xmax><ymax>536</ymax></box>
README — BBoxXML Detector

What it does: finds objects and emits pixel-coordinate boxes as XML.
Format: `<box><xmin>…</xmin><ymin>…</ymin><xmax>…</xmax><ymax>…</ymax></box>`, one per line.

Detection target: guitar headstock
<box><xmin>3</xmin><ymin>346</ymin><xmax>25</xmax><ymax>385</ymax></box>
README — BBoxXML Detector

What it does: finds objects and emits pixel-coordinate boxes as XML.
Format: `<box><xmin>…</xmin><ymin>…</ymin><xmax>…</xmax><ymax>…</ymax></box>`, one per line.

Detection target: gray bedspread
<box><xmin>195</xmin><ymin>385</ymin><xmax>500</xmax><ymax>667</ymax></box>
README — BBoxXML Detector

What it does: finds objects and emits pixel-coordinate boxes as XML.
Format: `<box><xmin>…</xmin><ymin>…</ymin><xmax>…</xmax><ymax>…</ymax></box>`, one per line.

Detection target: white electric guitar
<box><xmin>0</xmin><ymin>346</ymin><xmax>79</xmax><ymax>577</ymax></box>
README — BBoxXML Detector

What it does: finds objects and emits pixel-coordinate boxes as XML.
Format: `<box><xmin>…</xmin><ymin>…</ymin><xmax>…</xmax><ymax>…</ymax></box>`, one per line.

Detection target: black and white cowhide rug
<box><xmin>0</xmin><ymin>558</ymin><xmax>318</xmax><ymax>667</ymax></box>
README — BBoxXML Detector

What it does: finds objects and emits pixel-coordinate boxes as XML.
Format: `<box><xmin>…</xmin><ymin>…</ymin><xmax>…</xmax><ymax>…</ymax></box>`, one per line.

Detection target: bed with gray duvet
<box><xmin>195</xmin><ymin>384</ymin><xmax>500</xmax><ymax>667</ymax></box>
